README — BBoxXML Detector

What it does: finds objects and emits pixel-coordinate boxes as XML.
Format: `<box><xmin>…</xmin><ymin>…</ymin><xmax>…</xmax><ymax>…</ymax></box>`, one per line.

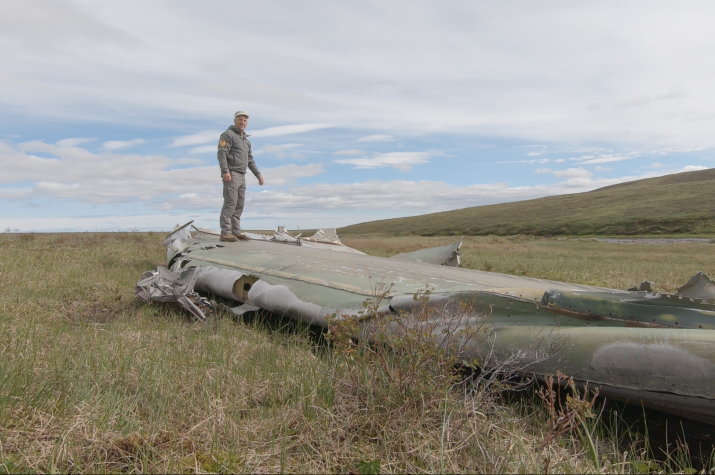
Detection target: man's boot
<box><xmin>234</xmin><ymin>232</ymin><xmax>250</xmax><ymax>241</ymax></box>
<box><xmin>220</xmin><ymin>234</ymin><xmax>237</xmax><ymax>242</ymax></box>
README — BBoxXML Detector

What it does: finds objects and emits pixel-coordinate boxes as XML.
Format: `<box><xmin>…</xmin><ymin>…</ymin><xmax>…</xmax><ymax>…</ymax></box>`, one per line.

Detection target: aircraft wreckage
<box><xmin>137</xmin><ymin>222</ymin><xmax>715</xmax><ymax>424</ymax></box>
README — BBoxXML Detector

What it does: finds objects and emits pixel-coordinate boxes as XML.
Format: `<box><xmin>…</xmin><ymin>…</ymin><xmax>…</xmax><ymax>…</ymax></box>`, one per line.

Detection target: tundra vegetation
<box><xmin>1</xmin><ymin>231</ymin><xmax>714</xmax><ymax>473</ymax></box>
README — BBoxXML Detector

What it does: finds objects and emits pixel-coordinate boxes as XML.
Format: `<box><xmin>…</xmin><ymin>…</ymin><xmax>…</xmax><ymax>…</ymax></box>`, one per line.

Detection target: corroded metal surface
<box><xmin>137</xmin><ymin>224</ymin><xmax>715</xmax><ymax>424</ymax></box>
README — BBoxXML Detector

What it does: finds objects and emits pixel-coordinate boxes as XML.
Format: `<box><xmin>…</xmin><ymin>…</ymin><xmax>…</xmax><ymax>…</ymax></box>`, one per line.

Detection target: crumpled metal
<box><xmin>135</xmin><ymin>265</ymin><xmax>213</xmax><ymax>321</ymax></box>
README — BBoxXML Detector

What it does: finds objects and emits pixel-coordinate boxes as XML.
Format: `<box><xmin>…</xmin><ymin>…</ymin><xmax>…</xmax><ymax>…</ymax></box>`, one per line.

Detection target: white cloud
<box><xmin>571</xmin><ymin>152</ymin><xmax>640</xmax><ymax>165</ymax></box>
<box><xmin>246</xmin><ymin>171</ymin><xmax>668</xmax><ymax>215</ymax></box>
<box><xmin>650</xmin><ymin>162</ymin><xmax>665</xmax><ymax>168</ymax></box>
<box><xmin>251</xmin><ymin>124</ymin><xmax>335</xmax><ymax>138</ymax></box>
<box><xmin>681</xmin><ymin>165</ymin><xmax>708</xmax><ymax>172</ymax></box>
<box><xmin>172</xmin><ymin>193</ymin><xmax>223</xmax><ymax>211</ymax></box>
<box><xmin>535</xmin><ymin>167</ymin><xmax>592</xmax><ymax>179</ymax></box>
<box><xmin>579</xmin><ymin>156</ymin><xmax>633</xmax><ymax>165</ymax></box>
<box><xmin>102</xmin><ymin>139</ymin><xmax>146</xmax><ymax>151</ymax></box>
<box><xmin>499</xmin><ymin>158</ymin><xmax>550</xmax><ymax>164</ymax></box>
<box><xmin>251</xmin><ymin>163</ymin><xmax>323</xmax><ymax>186</ymax></box>
<box><xmin>17</xmin><ymin>140</ymin><xmax>86</xmax><ymax>156</ymax></box>
<box><xmin>0</xmin><ymin>140</ymin><xmax>705</xmax><ymax>231</ymax></box>
<box><xmin>0</xmin><ymin>141</ymin><xmax>320</xmax><ymax>207</ymax></box>
<box><xmin>155</xmin><ymin>163</ymin><xmax>325</xmax><ymax>211</ymax></box>
<box><xmin>254</xmin><ymin>143</ymin><xmax>303</xmax><ymax>159</ymax></box>
<box><xmin>333</xmin><ymin>149</ymin><xmax>364</xmax><ymax>156</ymax></box>
<box><xmin>593</xmin><ymin>165</ymin><xmax>612</xmax><ymax>171</ymax></box>
<box><xmin>357</xmin><ymin>135</ymin><xmax>395</xmax><ymax>143</ymax></box>
<box><xmin>613</xmin><ymin>87</ymin><xmax>689</xmax><ymax>110</ymax></box>
<box><xmin>171</xmin><ymin>124</ymin><xmax>333</xmax><ymax>149</ymax></box>
<box><xmin>171</xmin><ymin>130</ymin><xmax>221</xmax><ymax>147</ymax></box>
<box><xmin>526</xmin><ymin>151</ymin><xmax>543</xmax><ymax>156</ymax></box>
<box><xmin>189</xmin><ymin>145</ymin><xmax>217</xmax><ymax>154</ymax></box>
<box><xmin>653</xmin><ymin>147</ymin><xmax>706</xmax><ymax>154</ymax></box>
<box><xmin>2</xmin><ymin>2</ymin><xmax>715</xmax><ymax>149</ymax></box>
<box><xmin>0</xmin><ymin>1</ymin><xmax>140</xmax><ymax>51</ymax></box>
<box><xmin>335</xmin><ymin>152</ymin><xmax>430</xmax><ymax>172</ymax></box>
<box><xmin>553</xmin><ymin>168</ymin><xmax>592</xmax><ymax>179</ymax></box>
<box><xmin>56</xmin><ymin>138</ymin><xmax>94</xmax><ymax>147</ymax></box>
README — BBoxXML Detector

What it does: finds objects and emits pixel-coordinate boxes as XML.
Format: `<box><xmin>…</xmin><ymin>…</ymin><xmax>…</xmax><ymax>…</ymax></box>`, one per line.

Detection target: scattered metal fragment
<box><xmin>627</xmin><ymin>280</ymin><xmax>653</xmax><ymax>292</ymax></box>
<box><xmin>302</xmin><ymin>228</ymin><xmax>341</xmax><ymax>245</ymax></box>
<box><xmin>215</xmin><ymin>302</ymin><xmax>261</xmax><ymax>316</ymax></box>
<box><xmin>390</xmin><ymin>237</ymin><xmax>463</xmax><ymax>266</ymax></box>
<box><xmin>271</xmin><ymin>226</ymin><xmax>300</xmax><ymax>244</ymax></box>
<box><xmin>135</xmin><ymin>266</ymin><xmax>212</xmax><ymax>322</ymax></box>
<box><xmin>676</xmin><ymin>271</ymin><xmax>715</xmax><ymax>299</ymax></box>
<box><xmin>165</xmin><ymin>221</ymin><xmax>195</xmax><ymax>263</ymax></box>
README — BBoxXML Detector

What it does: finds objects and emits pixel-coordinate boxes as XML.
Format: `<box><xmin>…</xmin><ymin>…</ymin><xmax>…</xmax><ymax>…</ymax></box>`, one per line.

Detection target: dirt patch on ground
<box><xmin>598</xmin><ymin>238</ymin><xmax>710</xmax><ymax>244</ymax></box>
<box><xmin>55</xmin><ymin>300</ymin><xmax>129</xmax><ymax>323</ymax></box>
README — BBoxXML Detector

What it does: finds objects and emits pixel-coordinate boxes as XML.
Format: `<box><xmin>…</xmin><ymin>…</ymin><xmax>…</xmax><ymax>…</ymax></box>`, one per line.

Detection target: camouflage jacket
<box><xmin>217</xmin><ymin>126</ymin><xmax>262</xmax><ymax>178</ymax></box>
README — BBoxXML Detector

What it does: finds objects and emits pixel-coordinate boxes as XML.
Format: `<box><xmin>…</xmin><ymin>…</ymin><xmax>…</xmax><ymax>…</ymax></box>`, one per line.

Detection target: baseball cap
<box><xmin>234</xmin><ymin>111</ymin><xmax>249</xmax><ymax>118</ymax></box>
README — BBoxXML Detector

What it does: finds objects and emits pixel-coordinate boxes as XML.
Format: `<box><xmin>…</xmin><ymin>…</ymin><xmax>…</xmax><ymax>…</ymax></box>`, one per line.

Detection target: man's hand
<box><xmin>258</xmin><ymin>176</ymin><xmax>265</xmax><ymax>186</ymax></box>
<box><xmin>222</xmin><ymin>172</ymin><xmax>232</xmax><ymax>183</ymax></box>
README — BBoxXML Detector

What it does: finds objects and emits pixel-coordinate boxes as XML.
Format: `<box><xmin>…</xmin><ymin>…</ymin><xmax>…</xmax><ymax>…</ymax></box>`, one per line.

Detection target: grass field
<box><xmin>1</xmin><ymin>232</ymin><xmax>713</xmax><ymax>473</ymax></box>
<box><xmin>339</xmin><ymin>168</ymin><xmax>715</xmax><ymax>237</ymax></box>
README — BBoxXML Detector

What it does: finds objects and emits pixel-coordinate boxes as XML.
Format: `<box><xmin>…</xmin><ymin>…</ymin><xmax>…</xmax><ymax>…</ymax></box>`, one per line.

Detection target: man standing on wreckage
<box><xmin>217</xmin><ymin>110</ymin><xmax>265</xmax><ymax>242</ymax></box>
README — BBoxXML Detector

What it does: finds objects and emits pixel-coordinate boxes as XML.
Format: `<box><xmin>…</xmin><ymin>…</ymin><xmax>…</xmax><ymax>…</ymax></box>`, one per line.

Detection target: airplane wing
<box><xmin>137</xmin><ymin>222</ymin><xmax>715</xmax><ymax>425</ymax></box>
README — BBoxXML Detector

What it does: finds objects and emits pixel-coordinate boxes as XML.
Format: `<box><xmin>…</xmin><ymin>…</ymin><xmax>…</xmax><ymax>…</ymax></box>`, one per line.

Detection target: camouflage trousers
<box><xmin>220</xmin><ymin>172</ymin><xmax>246</xmax><ymax>235</ymax></box>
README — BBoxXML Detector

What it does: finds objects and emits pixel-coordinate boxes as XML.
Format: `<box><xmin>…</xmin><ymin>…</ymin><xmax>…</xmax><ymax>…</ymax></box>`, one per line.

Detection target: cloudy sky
<box><xmin>1</xmin><ymin>1</ymin><xmax>713</xmax><ymax>232</ymax></box>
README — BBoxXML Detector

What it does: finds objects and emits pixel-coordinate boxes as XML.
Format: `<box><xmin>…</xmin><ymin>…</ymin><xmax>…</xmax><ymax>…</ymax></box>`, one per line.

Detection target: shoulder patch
<box><xmin>219</xmin><ymin>140</ymin><xmax>227</xmax><ymax>147</ymax></box>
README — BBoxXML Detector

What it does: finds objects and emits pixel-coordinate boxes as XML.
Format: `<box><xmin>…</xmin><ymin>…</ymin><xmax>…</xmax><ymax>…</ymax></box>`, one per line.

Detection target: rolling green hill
<box><xmin>339</xmin><ymin>168</ymin><xmax>715</xmax><ymax>236</ymax></box>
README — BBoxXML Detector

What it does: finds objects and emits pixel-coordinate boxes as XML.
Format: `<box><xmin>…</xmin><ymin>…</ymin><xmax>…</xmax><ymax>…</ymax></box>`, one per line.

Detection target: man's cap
<box><xmin>234</xmin><ymin>111</ymin><xmax>249</xmax><ymax>118</ymax></box>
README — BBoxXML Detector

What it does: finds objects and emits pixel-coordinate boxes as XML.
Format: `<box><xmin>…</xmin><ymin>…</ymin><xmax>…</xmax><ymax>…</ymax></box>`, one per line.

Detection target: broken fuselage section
<box><xmin>137</xmin><ymin>223</ymin><xmax>715</xmax><ymax>425</ymax></box>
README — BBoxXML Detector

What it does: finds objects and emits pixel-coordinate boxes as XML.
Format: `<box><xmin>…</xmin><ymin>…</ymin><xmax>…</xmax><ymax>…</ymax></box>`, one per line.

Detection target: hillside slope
<box><xmin>339</xmin><ymin>169</ymin><xmax>715</xmax><ymax>236</ymax></box>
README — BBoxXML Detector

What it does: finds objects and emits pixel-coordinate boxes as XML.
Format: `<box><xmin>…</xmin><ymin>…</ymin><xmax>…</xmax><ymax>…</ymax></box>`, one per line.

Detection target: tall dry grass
<box><xmin>0</xmin><ymin>232</ymin><xmax>711</xmax><ymax>473</ymax></box>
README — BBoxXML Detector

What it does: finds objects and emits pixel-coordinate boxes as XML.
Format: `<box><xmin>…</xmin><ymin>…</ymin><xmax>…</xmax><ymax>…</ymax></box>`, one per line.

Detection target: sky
<box><xmin>1</xmin><ymin>1</ymin><xmax>714</xmax><ymax>232</ymax></box>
